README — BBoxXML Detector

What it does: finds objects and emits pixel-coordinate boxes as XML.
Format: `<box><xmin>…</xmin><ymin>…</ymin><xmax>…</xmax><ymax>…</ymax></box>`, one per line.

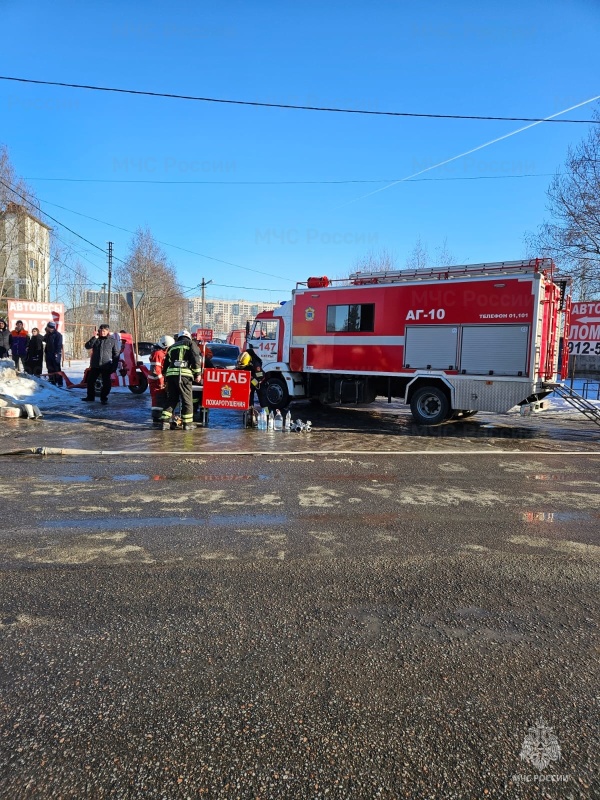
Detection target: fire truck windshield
<box><xmin>250</xmin><ymin>320</ymin><xmax>277</xmax><ymax>340</ymax></box>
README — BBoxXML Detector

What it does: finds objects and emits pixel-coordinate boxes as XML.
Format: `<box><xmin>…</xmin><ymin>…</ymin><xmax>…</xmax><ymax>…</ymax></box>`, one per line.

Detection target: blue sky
<box><xmin>1</xmin><ymin>0</ymin><xmax>599</xmax><ymax>305</ymax></box>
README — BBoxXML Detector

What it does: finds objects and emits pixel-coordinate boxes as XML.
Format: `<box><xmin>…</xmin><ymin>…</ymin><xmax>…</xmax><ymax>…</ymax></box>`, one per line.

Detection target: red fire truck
<box><xmin>246</xmin><ymin>259</ymin><xmax>571</xmax><ymax>425</ymax></box>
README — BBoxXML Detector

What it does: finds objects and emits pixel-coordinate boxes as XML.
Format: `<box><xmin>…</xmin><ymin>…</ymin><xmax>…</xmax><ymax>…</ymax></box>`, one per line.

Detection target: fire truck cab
<box><xmin>246</xmin><ymin>260</ymin><xmax>570</xmax><ymax>425</ymax></box>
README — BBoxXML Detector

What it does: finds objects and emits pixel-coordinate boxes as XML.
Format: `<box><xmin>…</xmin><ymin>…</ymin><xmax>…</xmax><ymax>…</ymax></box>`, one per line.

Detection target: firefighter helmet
<box><xmin>177</xmin><ymin>329</ymin><xmax>191</xmax><ymax>340</ymax></box>
<box><xmin>158</xmin><ymin>335</ymin><xmax>175</xmax><ymax>349</ymax></box>
<box><xmin>237</xmin><ymin>351</ymin><xmax>252</xmax><ymax>368</ymax></box>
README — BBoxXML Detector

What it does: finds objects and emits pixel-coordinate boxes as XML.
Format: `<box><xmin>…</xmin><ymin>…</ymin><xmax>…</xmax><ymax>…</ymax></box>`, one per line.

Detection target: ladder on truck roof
<box><xmin>543</xmin><ymin>383</ymin><xmax>600</xmax><ymax>428</ymax></box>
<box><xmin>349</xmin><ymin>258</ymin><xmax>555</xmax><ymax>284</ymax></box>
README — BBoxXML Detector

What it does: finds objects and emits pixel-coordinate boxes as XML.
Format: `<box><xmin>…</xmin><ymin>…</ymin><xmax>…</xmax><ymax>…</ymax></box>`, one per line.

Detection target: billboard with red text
<box><xmin>6</xmin><ymin>299</ymin><xmax>65</xmax><ymax>332</ymax></box>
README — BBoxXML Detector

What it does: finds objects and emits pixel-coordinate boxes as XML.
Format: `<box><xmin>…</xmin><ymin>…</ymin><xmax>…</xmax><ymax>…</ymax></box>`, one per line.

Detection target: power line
<box><xmin>211</xmin><ymin>283</ymin><xmax>287</xmax><ymax>293</ymax></box>
<box><xmin>52</xmin><ymin>235</ymin><xmax>108</xmax><ymax>278</ymax></box>
<box><xmin>2</xmin><ymin>174</ymin><xmax>290</xmax><ymax>285</ymax></box>
<box><xmin>0</xmin><ymin>176</ymin><xmax>126</xmax><ymax>264</ymax></box>
<box><xmin>1</xmin><ymin>75</ymin><xmax>598</xmax><ymax>124</ymax></box>
<box><xmin>339</xmin><ymin>93</ymin><xmax>600</xmax><ymax>208</ymax></box>
<box><xmin>32</xmin><ymin>196</ymin><xmax>294</xmax><ymax>283</ymax></box>
<box><xmin>25</xmin><ymin>173</ymin><xmax>558</xmax><ymax>185</ymax></box>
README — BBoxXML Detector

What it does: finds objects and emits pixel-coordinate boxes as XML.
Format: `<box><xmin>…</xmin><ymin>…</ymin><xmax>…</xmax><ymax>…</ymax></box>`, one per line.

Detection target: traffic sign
<box><xmin>122</xmin><ymin>291</ymin><xmax>144</xmax><ymax>310</ymax></box>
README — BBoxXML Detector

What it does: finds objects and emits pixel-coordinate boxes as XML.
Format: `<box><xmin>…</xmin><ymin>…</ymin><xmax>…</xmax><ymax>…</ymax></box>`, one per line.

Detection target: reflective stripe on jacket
<box><xmin>164</xmin><ymin>339</ymin><xmax>202</xmax><ymax>379</ymax></box>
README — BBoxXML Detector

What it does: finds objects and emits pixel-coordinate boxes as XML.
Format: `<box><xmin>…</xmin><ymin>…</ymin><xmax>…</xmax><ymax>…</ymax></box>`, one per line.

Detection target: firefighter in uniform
<box><xmin>149</xmin><ymin>335</ymin><xmax>175</xmax><ymax>425</ymax></box>
<box><xmin>192</xmin><ymin>343</ymin><xmax>214</xmax><ymax>423</ymax></box>
<box><xmin>159</xmin><ymin>330</ymin><xmax>202</xmax><ymax>430</ymax></box>
<box><xmin>237</xmin><ymin>344</ymin><xmax>264</xmax><ymax>406</ymax></box>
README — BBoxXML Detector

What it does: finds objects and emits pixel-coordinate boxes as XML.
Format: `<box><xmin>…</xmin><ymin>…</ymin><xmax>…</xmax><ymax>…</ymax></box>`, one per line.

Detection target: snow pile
<box><xmin>0</xmin><ymin>359</ymin><xmax>76</xmax><ymax>410</ymax></box>
<box><xmin>0</xmin><ymin>359</ymin><xmax>147</xmax><ymax>412</ymax></box>
<box><xmin>543</xmin><ymin>379</ymin><xmax>600</xmax><ymax>414</ymax></box>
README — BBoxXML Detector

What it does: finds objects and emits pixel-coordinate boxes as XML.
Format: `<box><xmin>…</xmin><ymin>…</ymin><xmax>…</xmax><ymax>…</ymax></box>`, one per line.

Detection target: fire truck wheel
<box><xmin>410</xmin><ymin>386</ymin><xmax>450</xmax><ymax>425</ymax></box>
<box><xmin>263</xmin><ymin>376</ymin><xmax>290</xmax><ymax>410</ymax></box>
<box><xmin>128</xmin><ymin>372</ymin><xmax>149</xmax><ymax>394</ymax></box>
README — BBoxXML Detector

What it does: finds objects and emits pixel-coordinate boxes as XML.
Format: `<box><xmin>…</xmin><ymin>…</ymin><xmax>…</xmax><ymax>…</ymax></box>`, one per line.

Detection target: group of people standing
<box><xmin>0</xmin><ymin>318</ymin><xmax>64</xmax><ymax>385</ymax></box>
<box><xmin>0</xmin><ymin>317</ymin><xmax>267</xmax><ymax>427</ymax></box>
<box><xmin>150</xmin><ymin>329</ymin><xmax>206</xmax><ymax>430</ymax></box>
<box><xmin>149</xmin><ymin>330</ymin><xmax>265</xmax><ymax>431</ymax></box>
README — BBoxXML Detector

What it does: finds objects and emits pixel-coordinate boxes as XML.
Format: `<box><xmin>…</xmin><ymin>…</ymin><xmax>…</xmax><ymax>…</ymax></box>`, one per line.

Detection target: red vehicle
<box><xmin>226</xmin><ymin>329</ymin><xmax>246</xmax><ymax>350</ymax></box>
<box><xmin>55</xmin><ymin>333</ymin><xmax>150</xmax><ymax>394</ymax></box>
<box><xmin>246</xmin><ymin>259</ymin><xmax>571</xmax><ymax>424</ymax></box>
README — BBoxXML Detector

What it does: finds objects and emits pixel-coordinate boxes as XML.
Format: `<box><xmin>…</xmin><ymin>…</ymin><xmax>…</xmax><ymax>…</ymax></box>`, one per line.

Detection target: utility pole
<box><xmin>200</xmin><ymin>277</ymin><xmax>213</xmax><ymax>328</ymax></box>
<box><xmin>107</xmin><ymin>242</ymin><xmax>113</xmax><ymax>327</ymax></box>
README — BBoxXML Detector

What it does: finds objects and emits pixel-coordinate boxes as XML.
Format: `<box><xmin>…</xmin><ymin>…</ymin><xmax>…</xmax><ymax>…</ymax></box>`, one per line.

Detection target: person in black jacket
<box><xmin>43</xmin><ymin>322</ymin><xmax>63</xmax><ymax>386</ymax></box>
<box><xmin>0</xmin><ymin>318</ymin><xmax>12</xmax><ymax>359</ymax></box>
<box><xmin>82</xmin><ymin>324</ymin><xmax>120</xmax><ymax>405</ymax></box>
<box><xmin>236</xmin><ymin>344</ymin><xmax>265</xmax><ymax>406</ymax></box>
<box><xmin>24</xmin><ymin>327</ymin><xmax>44</xmax><ymax>376</ymax></box>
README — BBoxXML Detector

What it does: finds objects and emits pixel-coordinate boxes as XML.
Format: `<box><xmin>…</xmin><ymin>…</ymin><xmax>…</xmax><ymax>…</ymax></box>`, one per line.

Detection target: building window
<box><xmin>326</xmin><ymin>303</ymin><xmax>375</xmax><ymax>333</ymax></box>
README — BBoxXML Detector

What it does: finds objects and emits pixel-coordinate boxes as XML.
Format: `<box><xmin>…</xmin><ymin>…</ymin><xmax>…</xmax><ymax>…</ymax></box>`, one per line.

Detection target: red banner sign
<box><xmin>202</xmin><ymin>368</ymin><xmax>251</xmax><ymax>409</ymax></box>
<box><xmin>569</xmin><ymin>302</ymin><xmax>600</xmax><ymax>344</ymax></box>
<box><xmin>6</xmin><ymin>299</ymin><xmax>65</xmax><ymax>332</ymax></box>
<box><xmin>194</xmin><ymin>328</ymin><xmax>213</xmax><ymax>342</ymax></box>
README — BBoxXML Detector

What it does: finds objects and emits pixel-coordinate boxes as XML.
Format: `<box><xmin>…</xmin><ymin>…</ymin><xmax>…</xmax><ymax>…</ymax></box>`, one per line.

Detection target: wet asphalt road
<box><xmin>0</xmin><ymin>394</ymin><xmax>598</xmax><ymax>798</ymax></box>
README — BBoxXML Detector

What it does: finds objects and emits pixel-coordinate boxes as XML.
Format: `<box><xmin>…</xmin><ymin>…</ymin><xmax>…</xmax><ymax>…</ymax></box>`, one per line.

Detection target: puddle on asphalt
<box><xmin>43</xmin><ymin>514</ymin><xmax>288</xmax><ymax>530</ymax></box>
<box><xmin>521</xmin><ymin>511</ymin><xmax>594</xmax><ymax>523</ymax></box>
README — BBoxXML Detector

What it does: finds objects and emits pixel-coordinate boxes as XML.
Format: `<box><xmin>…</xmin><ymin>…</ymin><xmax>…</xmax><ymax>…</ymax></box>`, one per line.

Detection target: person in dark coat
<box><xmin>10</xmin><ymin>320</ymin><xmax>30</xmax><ymax>371</ymax></box>
<box><xmin>237</xmin><ymin>344</ymin><xmax>265</xmax><ymax>406</ymax></box>
<box><xmin>0</xmin><ymin>318</ymin><xmax>12</xmax><ymax>359</ymax></box>
<box><xmin>43</xmin><ymin>322</ymin><xmax>63</xmax><ymax>387</ymax></box>
<box><xmin>82</xmin><ymin>324</ymin><xmax>120</xmax><ymax>405</ymax></box>
<box><xmin>24</xmin><ymin>327</ymin><xmax>44</xmax><ymax>376</ymax></box>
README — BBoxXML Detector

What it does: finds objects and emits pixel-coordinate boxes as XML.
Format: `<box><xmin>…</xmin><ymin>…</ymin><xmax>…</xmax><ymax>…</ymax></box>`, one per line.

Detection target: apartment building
<box><xmin>187</xmin><ymin>296</ymin><xmax>279</xmax><ymax>335</ymax></box>
<box><xmin>0</xmin><ymin>202</ymin><xmax>52</xmax><ymax>302</ymax></box>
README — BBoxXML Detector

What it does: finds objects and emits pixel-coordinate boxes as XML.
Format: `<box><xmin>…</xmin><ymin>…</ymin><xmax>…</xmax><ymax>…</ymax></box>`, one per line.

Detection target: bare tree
<box><xmin>405</xmin><ymin>237</ymin><xmax>456</xmax><ymax>270</ymax></box>
<box><xmin>0</xmin><ymin>144</ymin><xmax>35</xmax><ymax>211</ymax></box>
<box><xmin>405</xmin><ymin>237</ymin><xmax>430</xmax><ymax>270</ymax></box>
<box><xmin>526</xmin><ymin>110</ymin><xmax>600</xmax><ymax>299</ymax></box>
<box><xmin>353</xmin><ymin>247</ymin><xmax>398</xmax><ymax>274</ymax></box>
<box><xmin>114</xmin><ymin>227</ymin><xmax>186</xmax><ymax>342</ymax></box>
<box><xmin>353</xmin><ymin>239</ymin><xmax>457</xmax><ymax>277</ymax></box>
<box><xmin>63</xmin><ymin>260</ymin><xmax>95</xmax><ymax>358</ymax></box>
<box><xmin>432</xmin><ymin>237</ymin><xmax>457</xmax><ymax>267</ymax></box>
